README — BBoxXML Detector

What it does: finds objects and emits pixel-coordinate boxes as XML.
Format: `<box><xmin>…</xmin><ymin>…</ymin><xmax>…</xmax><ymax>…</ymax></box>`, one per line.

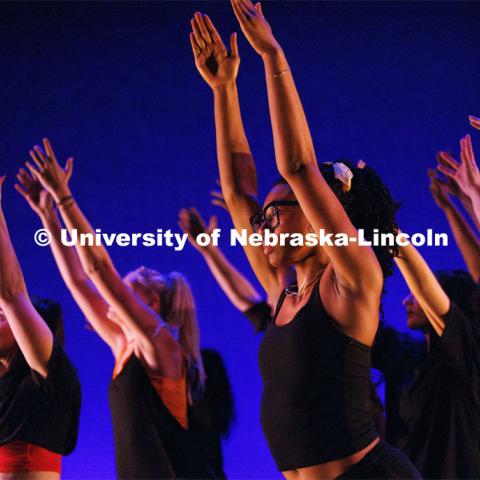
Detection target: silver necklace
<box><xmin>285</xmin><ymin>270</ymin><xmax>325</xmax><ymax>297</ymax></box>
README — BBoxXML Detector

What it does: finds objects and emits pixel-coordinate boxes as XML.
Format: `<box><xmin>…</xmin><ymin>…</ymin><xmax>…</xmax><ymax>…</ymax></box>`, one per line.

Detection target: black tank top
<box><xmin>108</xmin><ymin>354</ymin><xmax>224</xmax><ymax>479</ymax></box>
<box><xmin>258</xmin><ymin>281</ymin><xmax>378</xmax><ymax>471</ymax></box>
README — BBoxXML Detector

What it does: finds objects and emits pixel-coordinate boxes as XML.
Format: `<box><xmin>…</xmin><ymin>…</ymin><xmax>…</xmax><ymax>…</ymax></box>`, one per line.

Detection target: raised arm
<box><xmin>190</xmin><ymin>12</ymin><xmax>281</xmax><ymax>299</ymax></box>
<box><xmin>179</xmin><ymin>206</ymin><xmax>262</xmax><ymax>311</ymax></box>
<box><xmin>394</xmin><ymin>239</ymin><xmax>449</xmax><ymax>336</ymax></box>
<box><xmin>0</xmin><ymin>176</ymin><xmax>53</xmax><ymax>377</ymax></box>
<box><xmin>231</xmin><ymin>0</ymin><xmax>383</xmax><ymax>294</ymax></box>
<box><xmin>428</xmin><ymin>168</ymin><xmax>480</xmax><ymax>282</ymax></box>
<box><xmin>26</xmin><ymin>140</ymin><xmax>179</xmax><ymax>370</ymax></box>
<box><xmin>15</xmin><ymin>169</ymin><xmax>125</xmax><ymax>355</ymax></box>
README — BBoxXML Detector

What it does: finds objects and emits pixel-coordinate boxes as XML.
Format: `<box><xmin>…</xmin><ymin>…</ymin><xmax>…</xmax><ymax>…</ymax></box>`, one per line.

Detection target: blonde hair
<box><xmin>125</xmin><ymin>266</ymin><xmax>206</xmax><ymax>394</ymax></box>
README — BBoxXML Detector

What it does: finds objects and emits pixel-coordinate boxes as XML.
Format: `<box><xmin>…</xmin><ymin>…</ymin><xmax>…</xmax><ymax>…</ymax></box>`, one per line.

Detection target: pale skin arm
<box><xmin>26</xmin><ymin>140</ymin><xmax>180</xmax><ymax>374</ymax></box>
<box><xmin>0</xmin><ymin>176</ymin><xmax>53</xmax><ymax>377</ymax></box>
<box><xmin>190</xmin><ymin>12</ymin><xmax>282</xmax><ymax>299</ymax></box>
<box><xmin>429</xmin><ymin>168</ymin><xmax>480</xmax><ymax>282</ymax></box>
<box><xmin>179</xmin><ymin>207</ymin><xmax>262</xmax><ymax>311</ymax></box>
<box><xmin>15</xmin><ymin>169</ymin><xmax>125</xmax><ymax>356</ymax></box>
<box><xmin>231</xmin><ymin>0</ymin><xmax>383</xmax><ymax>296</ymax></box>
<box><xmin>395</xmin><ymin>240</ymin><xmax>449</xmax><ymax>336</ymax></box>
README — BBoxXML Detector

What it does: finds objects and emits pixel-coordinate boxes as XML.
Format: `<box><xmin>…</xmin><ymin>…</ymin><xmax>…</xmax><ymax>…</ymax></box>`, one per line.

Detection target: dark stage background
<box><xmin>1</xmin><ymin>1</ymin><xmax>480</xmax><ymax>478</ymax></box>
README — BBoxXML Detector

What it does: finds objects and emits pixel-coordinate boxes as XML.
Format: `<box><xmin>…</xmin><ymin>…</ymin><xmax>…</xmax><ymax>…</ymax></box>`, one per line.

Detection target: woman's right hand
<box><xmin>190</xmin><ymin>12</ymin><xmax>240</xmax><ymax>90</ymax></box>
<box><xmin>25</xmin><ymin>138</ymin><xmax>74</xmax><ymax>203</ymax></box>
<box><xmin>428</xmin><ymin>168</ymin><xmax>453</xmax><ymax>210</ymax></box>
<box><xmin>230</xmin><ymin>0</ymin><xmax>281</xmax><ymax>57</ymax></box>
<box><xmin>178</xmin><ymin>207</ymin><xmax>217</xmax><ymax>251</ymax></box>
<box><xmin>15</xmin><ymin>169</ymin><xmax>55</xmax><ymax>218</ymax></box>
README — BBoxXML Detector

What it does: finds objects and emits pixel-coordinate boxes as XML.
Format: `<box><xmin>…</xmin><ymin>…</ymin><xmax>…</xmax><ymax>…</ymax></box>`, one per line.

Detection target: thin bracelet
<box><xmin>58</xmin><ymin>200</ymin><xmax>75</xmax><ymax>210</ymax></box>
<box><xmin>266</xmin><ymin>68</ymin><xmax>291</xmax><ymax>80</ymax></box>
<box><xmin>57</xmin><ymin>195</ymin><xmax>74</xmax><ymax>206</ymax></box>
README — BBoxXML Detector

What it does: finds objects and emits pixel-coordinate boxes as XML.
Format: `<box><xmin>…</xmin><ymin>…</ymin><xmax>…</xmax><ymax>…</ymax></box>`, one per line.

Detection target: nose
<box><xmin>258</xmin><ymin>219</ymin><xmax>269</xmax><ymax>236</ymax></box>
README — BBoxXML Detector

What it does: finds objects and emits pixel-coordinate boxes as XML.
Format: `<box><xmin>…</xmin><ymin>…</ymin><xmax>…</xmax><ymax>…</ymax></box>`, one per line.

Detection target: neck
<box><xmin>294</xmin><ymin>250</ymin><xmax>329</xmax><ymax>290</ymax></box>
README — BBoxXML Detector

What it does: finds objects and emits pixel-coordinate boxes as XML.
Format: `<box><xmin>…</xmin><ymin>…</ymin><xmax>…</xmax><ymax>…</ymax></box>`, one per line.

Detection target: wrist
<box><xmin>261</xmin><ymin>43</ymin><xmax>284</xmax><ymax>61</ymax></box>
<box><xmin>212</xmin><ymin>81</ymin><xmax>237</xmax><ymax>95</ymax></box>
<box><xmin>52</xmin><ymin>187</ymin><xmax>72</xmax><ymax>204</ymax></box>
<box><xmin>466</xmin><ymin>183</ymin><xmax>480</xmax><ymax>199</ymax></box>
<box><xmin>198</xmin><ymin>242</ymin><xmax>216</xmax><ymax>255</ymax></box>
<box><xmin>39</xmin><ymin>209</ymin><xmax>56</xmax><ymax>222</ymax></box>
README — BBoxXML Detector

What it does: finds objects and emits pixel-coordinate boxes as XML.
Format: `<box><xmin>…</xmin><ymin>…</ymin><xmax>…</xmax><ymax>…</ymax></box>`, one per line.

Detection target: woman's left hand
<box><xmin>437</xmin><ymin>135</ymin><xmax>480</xmax><ymax>200</ymax></box>
<box><xmin>469</xmin><ymin>115</ymin><xmax>480</xmax><ymax>131</ymax></box>
<box><xmin>231</xmin><ymin>0</ymin><xmax>280</xmax><ymax>57</ymax></box>
<box><xmin>25</xmin><ymin>138</ymin><xmax>74</xmax><ymax>203</ymax></box>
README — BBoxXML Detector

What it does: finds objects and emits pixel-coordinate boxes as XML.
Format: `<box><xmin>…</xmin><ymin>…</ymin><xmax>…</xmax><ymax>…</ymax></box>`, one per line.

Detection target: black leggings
<box><xmin>337</xmin><ymin>441</ymin><xmax>422</xmax><ymax>479</ymax></box>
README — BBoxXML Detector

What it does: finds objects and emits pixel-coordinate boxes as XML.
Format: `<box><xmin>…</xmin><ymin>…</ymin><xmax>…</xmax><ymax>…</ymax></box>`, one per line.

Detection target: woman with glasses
<box><xmin>0</xmin><ymin>176</ymin><xmax>81</xmax><ymax>479</ymax></box>
<box><xmin>22</xmin><ymin>139</ymin><xmax>223</xmax><ymax>479</ymax></box>
<box><xmin>191</xmin><ymin>4</ymin><xmax>419</xmax><ymax>479</ymax></box>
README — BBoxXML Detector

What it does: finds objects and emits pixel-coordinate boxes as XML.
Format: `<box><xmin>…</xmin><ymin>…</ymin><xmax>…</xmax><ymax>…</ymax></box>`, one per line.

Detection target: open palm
<box><xmin>190</xmin><ymin>13</ymin><xmax>239</xmax><ymax>89</ymax></box>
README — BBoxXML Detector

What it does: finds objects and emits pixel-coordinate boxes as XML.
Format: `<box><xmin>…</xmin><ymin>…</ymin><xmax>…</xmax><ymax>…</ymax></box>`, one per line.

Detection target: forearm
<box><xmin>201</xmin><ymin>244</ymin><xmax>262</xmax><ymax>311</ymax></box>
<box><xmin>40</xmin><ymin>209</ymin><xmax>91</xmax><ymax>287</ymax></box>
<box><xmin>468</xmin><ymin>185</ymin><xmax>480</xmax><ymax>229</ymax></box>
<box><xmin>0</xmin><ymin>210</ymin><xmax>52</xmax><ymax>374</ymax></box>
<box><xmin>54</xmin><ymin>190</ymin><xmax>112</xmax><ymax>275</ymax></box>
<box><xmin>444</xmin><ymin>203</ymin><xmax>480</xmax><ymax>282</ymax></box>
<box><xmin>459</xmin><ymin>195</ymin><xmax>480</xmax><ymax>231</ymax></box>
<box><xmin>0</xmin><ymin>210</ymin><xmax>27</xmax><ymax>301</ymax></box>
<box><xmin>395</xmin><ymin>243</ymin><xmax>449</xmax><ymax>335</ymax></box>
<box><xmin>262</xmin><ymin>48</ymin><xmax>316</xmax><ymax>177</ymax></box>
<box><xmin>213</xmin><ymin>83</ymin><xmax>258</xmax><ymax>200</ymax></box>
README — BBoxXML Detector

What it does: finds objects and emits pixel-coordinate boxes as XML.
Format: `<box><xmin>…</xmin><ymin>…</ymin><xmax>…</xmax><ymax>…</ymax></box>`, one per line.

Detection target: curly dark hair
<box><xmin>274</xmin><ymin>159</ymin><xmax>400</xmax><ymax>280</ymax></box>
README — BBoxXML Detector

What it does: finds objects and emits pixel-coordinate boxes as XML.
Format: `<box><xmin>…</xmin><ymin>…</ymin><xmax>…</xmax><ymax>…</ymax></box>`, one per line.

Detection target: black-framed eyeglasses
<box><xmin>249</xmin><ymin>200</ymin><xmax>300</xmax><ymax>233</ymax></box>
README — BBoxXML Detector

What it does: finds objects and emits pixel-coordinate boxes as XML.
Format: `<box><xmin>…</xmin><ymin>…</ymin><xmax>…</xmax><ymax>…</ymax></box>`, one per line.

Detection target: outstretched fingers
<box><xmin>189</xmin><ymin>32</ymin><xmax>201</xmax><ymax>58</ymax></box>
<box><xmin>238</xmin><ymin>0</ymin><xmax>257</xmax><ymax>16</ymax></box>
<box><xmin>230</xmin><ymin>32</ymin><xmax>239</xmax><ymax>57</ymax></box>
<box><xmin>203</xmin><ymin>14</ymin><xmax>225</xmax><ymax>49</ymax></box>
<box><xmin>43</xmin><ymin>138</ymin><xmax>57</xmax><ymax>163</ymax></box>
<box><xmin>231</xmin><ymin>0</ymin><xmax>250</xmax><ymax>24</ymax></box>
<box><xmin>437</xmin><ymin>151</ymin><xmax>459</xmax><ymax>171</ymax></box>
<box><xmin>469</xmin><ymin>115</ymin><xmax>480</xmax><ymax>131</ymax></box>
<box><xmin>191</xmin><ymin>16</ymin><xmax>207</xmax><ymax>50</ymax></box>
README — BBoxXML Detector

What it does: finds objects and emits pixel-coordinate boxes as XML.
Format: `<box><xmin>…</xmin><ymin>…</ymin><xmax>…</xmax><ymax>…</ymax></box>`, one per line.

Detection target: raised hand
<box><xmin>469</xmin><ymin>115</ymin><xmax>480</xmax><ymax>131</ymax></box>
<box><xmin>25</xmin><ymin>138</ymin><xmax>74</xmax><ymax>203</ymax></box>
<box><xmin>178</xmin><ymin>207</ymin><xmax>217</xmax><ymax>251</ymax></box>
<box><xmin>15</xmin><ymin>169</ymin><xmax>54</xmax><ymax>218</ymax></box>
<box><xmin>428</xmin><ymin>168</ymin><xmax>453</xmax><ymax>210</ymax></box>
<box><xmin>190</xmin><ymin>12</ymin><xmax>239</xmax><ymax>89</ymax></box>
<box><xmin>210</xmin><ymin>180</ymin><xmax>228</xmax><ymax>211</ymax></box>
<box><xmin>230</xmin><ymin>0</ymin><xmax>280</xmax><ymax>57</ymax></box>
<box><xmin>437</xmin><ymin>135</ymin><xmax>480</xmax><ymax>200</ymax></box>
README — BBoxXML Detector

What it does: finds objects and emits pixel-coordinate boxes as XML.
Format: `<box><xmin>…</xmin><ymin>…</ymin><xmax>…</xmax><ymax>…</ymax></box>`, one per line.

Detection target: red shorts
<box><xmin>0</xmin><ymin>441</ymin><xmax>61</xmax><ymax>473</ymax></box>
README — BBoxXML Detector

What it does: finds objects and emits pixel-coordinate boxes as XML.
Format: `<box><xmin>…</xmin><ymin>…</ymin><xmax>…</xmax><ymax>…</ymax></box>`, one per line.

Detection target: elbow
<box><xmin>277</xmin><ymin>152</ymin><xmax>314</xmax><ymax>180</ymax></box>
<box><xmin>0</xmin><ymin>283</ymin><xmax>26</xmax><ymax>305</ymax></box>
<box><xmin>84</xmin><ymin>258</ymin><xmax>111</xmax><ymax>279</ymax></box>
<box><xmin>64</xmin><ymin>273</ymin><xmax>91</xmax><ymax>292</ymax></box>
<box><xmin>277</xmin><ymin>160</ymin><xmax>303</xmax><ymax>179</ymax></box>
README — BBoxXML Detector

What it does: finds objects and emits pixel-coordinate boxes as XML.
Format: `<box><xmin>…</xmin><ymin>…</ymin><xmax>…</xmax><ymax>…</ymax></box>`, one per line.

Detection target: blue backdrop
<box><xmin>1</xmin><ymin>1</ymin><xmax>480</xmax><ymax>478</ymax></box>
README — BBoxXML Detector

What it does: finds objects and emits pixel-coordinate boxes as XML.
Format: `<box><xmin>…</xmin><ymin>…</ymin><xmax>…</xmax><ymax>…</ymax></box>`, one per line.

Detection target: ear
<box><xmin>149</xmin><ymin>291</ymin><xmax>161</xmax><ymax>314</ymax></box>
